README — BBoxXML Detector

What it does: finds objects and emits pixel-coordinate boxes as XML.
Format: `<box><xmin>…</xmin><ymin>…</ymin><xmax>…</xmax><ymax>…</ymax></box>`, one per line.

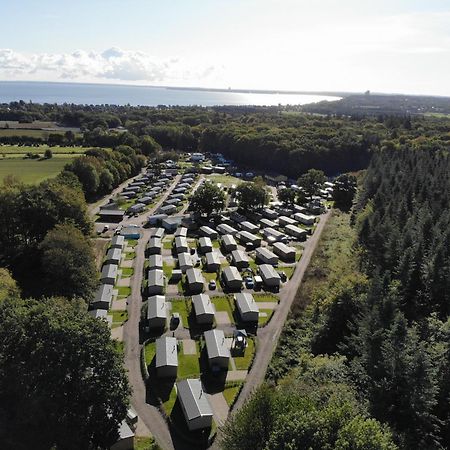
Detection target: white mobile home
<box><xmin>262</xmin><ymin>208</ymin><xmax>278</xmax><ymax>220</ymax></box>
<box><xmin>178</xmin><ymin>252</ymin><xmax>193</xmax><ymax>273</ymax></box>
<box><xmin>293</xmin><ymin>212</ymin><xmax>315</xmax><ymax>226</ymax></box>
<box><xmin>186</xmin><ymin>268</ymin><xmax>204</xmax><ymax>294</ymax></box>
<box><xmin>217</xmin><ymin>223</ymin><xmax>238</xmax><ymax>236</ymax></box>
<box><xmin>105</xmin><ymin>247</ymin><xmax>122</xmax><ymax>265</ymax></box>
<box><xmin>101</xmin><ymin>264</ymin><xmax>118</xmax><ymax>285</ymax></box>
<box><xmin>239</xmin><ymin>221</ymin><xmax>259</xmax><ymax>233</ymax></box>
<box><xmin>221</xmin><ymin>266</ymin><xmax>243</xmax><ymax>291</ymax></box>
<box><xmin>198</xmin><ymin>236</ymin><xmax>213</xmax><ymax>254</ymax></box>
<box><xmin>272</xmin><ymin>242</ymin><xmax>296</xmax><ymax>262</ymax></box>
<box><xmin>175</xmin><ymin>236</ymin><xmax>189</xmax><ymax>253</ymax></box>
<box><xmin>285</xmin><ymin>224</ymin><xmax>308</xmax><ymax>241</ymax></box>
<box><xmin>260</xmin><ymin>218</ymin><xmax>277</xmax><ymax>229</ymax></box>
<box><xmin>110</xmin><ymin>235</ymin><xmax>125</xmax><ymax>250</ymax></box>
<box><xmin>259</xmin><ymin>264</ymin><xmax>281</xmax><ymax>288</ymax></box>
<box><xmin>147</xmin><ymin>269</ymin><xmax>165</xmax><ymax>295</ymax></box>
<box><xmin>278</xmin><ymin>215</ymin><xmax>297</xmax><ymax>227</ymax></box>
<box><xmin>204</xmin><ymin>329</ymin><xmax>230</xmax><ymax>369</ymax></box>
<box><xmin>238</xmin><ymin>231</ymin><xmax>261</xmax><ymax>248</ymax></box>
<box><xmin>148</xmin><ymin>254</ymin><xmax>163</xmax><ymax>271</ymax></box>
<box><xmin>91</xmin><ymin>284</ymin><xmax>114</xmax><ymax>310</ymax></box>
<box><xmin>146</xmin><ymin>237</ymin><xmax>162</xmax><ymax>256</ymax></box>
<box><xmin>204</xmin><ymin>252</ymin><xmax>220</xmax><ymax>272</ymax></box>
<box><xmin>231</xmin><ymin>249</ymin><xmax>250</xmax><ymax>269</ymax></box>
<box><xmin>146</xmin><ymin>295</ymin><xmax>167</xmax><ymax>328</ymax></box>
<box><xmin>192</xmin><ymin>294</ymin><xmax>215</xmax><ymax>325</ymax></box>
<box><xmin>199</xmin><ymin>226</ymin><xmax>218</xmax><ymax>240</ymax></box>
<box><xmin>221</xmin><ymin>234</ymin><xmax>237</xmax><ymax>252</ymax></box>
<box><xmin>262</xmin><ymin>227</ymin><xmax>286</xmax><ymax>243</ymax></box>
<box><xmin>235</xmin><ymin>293</ymin><xmax>259</xmax><ymax>322</ymax></box>
<box><xmin>156</xmin><ymin>336</ymin><xmax>178</xmax><ymax>378</ymax></box>
<box><xmin>255</xmin><ymin>247</ymin><xmax>278</xmax><ymax>265</ymax></box>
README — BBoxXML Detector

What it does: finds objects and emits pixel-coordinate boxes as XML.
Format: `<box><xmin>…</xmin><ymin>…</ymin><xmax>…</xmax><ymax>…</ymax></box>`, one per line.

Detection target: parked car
<box><xmin>279</xmin><ymin>271</ymin><xmax>287</xmax><ymax>282</ymax></box>
<box><xmin>245</xmin><ymin>277</ymin><xmax>254</xmax><ymax>289</ymax></box>
<box><xmin>208</xmin><ymin>280</ymin><xmax>217</xmax><ymax>290</ymax></box>
<box><xmin>102</xmin><ymin>225</ymin><xmax>109</xmax><ymax>233</ymax></box>
<box><xmin>171</xmin><ymin>313</ymin><xmax>180</xmax><ymax>328</ymax></box>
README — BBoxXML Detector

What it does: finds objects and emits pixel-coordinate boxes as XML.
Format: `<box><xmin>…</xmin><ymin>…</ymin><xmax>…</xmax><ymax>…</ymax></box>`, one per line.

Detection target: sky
<box><xmin>1</xmin><ymin>0</ymin><xmax>450</xmax><ymax>95</ymax></box>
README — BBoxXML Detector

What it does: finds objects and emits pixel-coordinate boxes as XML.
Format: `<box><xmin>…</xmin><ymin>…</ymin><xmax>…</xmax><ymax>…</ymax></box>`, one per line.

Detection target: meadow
<box><xmin>0</xmin><ymin>145</ymin><xmax>86</xmax><ymax>156</ymax></box>
<box><xmin>0</xmin><ymin>157</ymin><xmax>76</xmax><ymax>184</ymax></box>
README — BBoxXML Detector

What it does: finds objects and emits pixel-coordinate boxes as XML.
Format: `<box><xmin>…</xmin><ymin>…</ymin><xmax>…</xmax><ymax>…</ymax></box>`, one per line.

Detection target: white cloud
<box><xmin>0</xmin><ymin>47</ymin><xmax>222</xmax><ymax>85</ymax></box>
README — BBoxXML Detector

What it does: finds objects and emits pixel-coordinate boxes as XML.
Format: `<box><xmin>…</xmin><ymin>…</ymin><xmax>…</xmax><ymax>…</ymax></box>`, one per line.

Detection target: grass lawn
<box><xmin>121</xmin><ymin>267</ymin><xmax>134</xmax><ymax>278</ymax></box>
<box><xmin>295</xmin><ymin>250</ymin><xmax>302</xmax><ymax>262</ymax></box>
<box><xmin>233</xmin><ymin>338</ymin><xmax>255</xmax><ymax>370</ymax></box>
<box><xmin>163</xmin><ymin>238</ymin><xmax>173</xmax><ymax>250</ymax></box>
<box><xmin>163</xmin><ymin>263</ymin><xmax>173</xmax><ymax>279</ymax></box>
<box><xmin>117</xmin><ymin>286</ymin><xmax>131</xmax><ymax>298</ymax></box>
<box><xmin>206</xmin><ymin>174</ymin><xmax>241</xmax><ymax>187</ymax></box>
<box><xmin>163</xmin><ymin>385</ymin><xmax>178</xmax><ymax>416</ymax></box>
<box><xmin>125</xmin><ymin>239</ymin><xmax>138</xmax><ymax>248</ymax></box>
<box><xmin>253</xmin><ymin>293</ymin><xmax>279</xmax><ymax>303</ymax></box>
<box><xmin>223</xmin><ymin>384</ymin><xmax>242</xmax><ymax>406</ymax></box>
<box><xmin>212</xmin><ymin>240</ymin><xmax>220</xmax><ymax>249</ymax></box>
<box><xmin>248</xmin><ymin>260</ymin><xmax>258</xmax><ymax>271</ymax></box>
<box><xmin>212</xmin><ymin>296</ymin><xmax>234</xmax><ymax>320</ymax></box>
<box><xmin>125</xmin><ymin>251</ymin><xmax>136</xmax><ymax>260</ymax></box>
<box><xmin>0</xmin><ymin>144</ymin><xmax>86</xmax><ymax>154</ymax></box>
<box><xmin>144</xmin><ymin>341</ymin><xmax>156</xmax><ymax>365</ymax></box>
<box><xmin>0</xmin><ymin>156</ymin><xmax>77</xmax><ymax>185</ymax></box>
<box><xmin>118</xmin><ymin>199</ymin><xmax>136</xmax><ymax>211</ymax></box>
<box><xmin>111</xmin><ymin>310</ymin><xmax>128</xmax><ymax>328</ymax></box>
<box><xmin>279</xmin><ymin>266</ymin><xmax>295</xmax><ymax>279</ymax></box>
<box><xmin>178</xmin><ymin>342</ymin><xmax>200</xmax><ymax>379</ymax></box>
<box><xmin>170</xmin><ymin>298</ymin><xmax>191</xmax><ymax>329</ymax></box>
<box><xmin>258</xmin><ymin>309</ymin><xmax>274</xmax><ymax>326</ymax></box>
<box><xmin>134</xmin><ymin>436</ymin><xmax>160</xmax><ymax>450</ymax></box>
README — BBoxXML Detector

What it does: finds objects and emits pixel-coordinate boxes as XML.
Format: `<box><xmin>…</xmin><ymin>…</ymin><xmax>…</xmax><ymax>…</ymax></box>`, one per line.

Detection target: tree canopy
<box><xmin>236</xmin><ymin>181</ymin><xmax>268</xmax><ymax>211</ymax></box>
<box><xmin>0</xmin><ymin>296</ymin><xmax>130</xmax><ymax>449</ymax></box>
<box><xmin>189</xmin><ymin>181</ymin><xmax>226</xmax><ymax>217</ymax></box>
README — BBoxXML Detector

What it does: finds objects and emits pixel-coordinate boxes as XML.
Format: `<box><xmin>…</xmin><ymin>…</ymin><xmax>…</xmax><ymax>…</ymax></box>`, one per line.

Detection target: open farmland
<box><xmin>0</xmin><ymin>145</ymin><xmax>86</xmax><ymax>156</ymax></box>
<box><xmin>0</xmin><ymin>157</ymin><xmax>76</xmax><ymax>184</ymax></box>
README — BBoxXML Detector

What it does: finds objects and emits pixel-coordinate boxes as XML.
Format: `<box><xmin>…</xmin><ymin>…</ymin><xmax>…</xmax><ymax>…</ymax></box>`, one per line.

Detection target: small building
<box><xmin>150</xmin><ymin>227</ymin><xmax>165</xmax><ymax>239</ymax></box>
<box><xmin>285</xmin><ymin>224</ymin><xmax>308</xmax><ymax>241</ymax></box>
<box><xmin>221</xmin><ymin>234</ymin><xmax>237</xmax><ymax>252</ymax></box>
<box><xmin>258</xmin><ymin>264</ymin><xmax>281</xmax><ymax>288</ymax></box>
<box><xmin>178</xmin><ymin>252</ymin><xmax>193</xmax><ymax>273</ymax></box>
<box><xmin>101</xmin><ymin>264</ymin><xmax>118</xmax><ymax>285</ymax></box>
<box><xmin>263</xmin><ymin>227</ymin><xmax>286</xmax><ymax>244</ymax></box>
<box><xmin>192</xmin><ymin>294</ymin><xmax>215</xmax><ymax>325</ymax></box>
<box><xmin>278</xmin><ymin>215</ymin><xmax>297</xmax><ymax>227</ymax></box>
<box><xmin>204</xmin><ymin>252</ymin><xmax>220</xmax><ymax>272</ymax></box>
<box><xmin>171</xmin><ymin>193</ymin><xmax>185</xmax><ymax>200</ymax></box>
<box><xmin>156</xmin><ymin>336</ymin><xmax>178</xmax><ymax>378</ymax></box>
<box><xmin>186</xmin><ymin>268</ymin><xmax>204</xmax><ymax>294</ymax></box>
<box><xmin>177</xmin><ymin>379</ymin><xmax>213</xmax><ymax>431</ymax></box>
<box><xmin>147</xmin><ymin>214</ymin><xmax>168</xmax><ymax>226</ymax></box>
<box><xmin>235</xmin><ymin>293</ymin><xmax>259</xmax><ymax>322</ymax></box>
<box><xmin>120</xmin><ymin>226</ymin><xmax>141</xmax><ymax>240</ymax></box>
<box><xmin>231</xmin><ymin>249</ymin><xmax>250</xmax><ymax>269</ymax></box>
<box><xmin>90</xmin><ymin>284</ymin><xmax>114</xmax><ymax>310</ymax></box>
<box><xmin>138</xmin><ymin>196</ymin><xmax>153</xmax><ymax>205</ymax></box>
<box><xmin>162</xmin><ymin>216</ymin><xmax>183</xmax><ymax>232</ymax></box>
<box><xmin>293</xmin><ymin>212</ymin><xmax>315</xmax><ymax>226</ymax></box>
<box><xmin>105</xmin><ymin>247</ymin><xmax>122</xmax><ymax>265</ymax></box>
<box><xmin>146</xmin><ymin>237</ymin><xmax>162</xmax><ymax>256</ymax></box>
<box><xmin>255</xmin><ymin>247</ymin><xmax>278</xmax><ymax>265</ymax></box>
<box><xmin>221</xmin><ymin>266</ymin><xmax>243</xmax><ymax>291</ymax></box>
<box><xmin>148</xmin><ymin>254</ymin><xmax>163</xmax><ymax>271</ymax></box>
<box><xmin>146</xmin><ymin>295</ymin><xmax>167</xmax><ymax>328</ymax></box>
<box><xmin>190</xmin><ymin>152</ymin><xmax>205</xmax><ymax>162</ymax></box>
<box><xmin>238</xmin><ymin>231</ymin><xmax>261</xmax><ymax>248</ymax></box>
<box><xmin>198</xmin><ymin>236</ymin><xmax>213</xmax><ymax>254</ymax></box>
<box><xmin>98</xmin><ymin>208</ymin><xmax>125</xmax><ymax>223</ymax></box>
<box><xmin>260</xmin><ymin>218</ymin><xmax>277</xmax><ymax>229</ymax></box>
<box><xmin>111</xmin><ymin>420</ymin><xmax>134</xmax><ymax>450</ymax></box>
<box><xmin>272</xmin><ymin>242</ymin><xmax>296</xmax><ymax>262</ymax></box>
<box><xmin>217</xmin><ymin>223</ymin><xmax>238</xmax><ymax>236</ymax></box>
<box><xmin>147</xmin><ymin>269</ymin><xmax>165</xmax><ymax>295</ymax></box>
<box><xmin>159</xmin><ymin>204</ymin><xmax>177</xmax><ymax>215</ymax></box>
<box><xmin>240</xmin><ymin>221</ymin><xmax>259</xmax><ymax>233</ymax></box>
<box><xmin>175</xmin><ymin>236</ymin><xmax>189</xmax><ymax>253</ymax></box>
<box><xmin>174</xmin><ymin>227</ymin><xmax>188</xmax><ymax>237</ymax></box>
<box><xmin>204</xmin><ymin>329</ymin><xmax>230</xmax><ymax>369</ymax></box>
<box><xmin>262</xmin><ymin>208</ymin><xmax>278</xmax><ymax>220</ymax></box>
<box><xmin>199</xmin><ymin>226</ymin><xmax>218</xmax><ymax>240</ymax></box>
<box><xmin>127</xmin><ymin>203</ymin><xmax>145</xmax><ymax>215</ymax></box>
<box><xmin>88</xmin><ymin>309</ymin><xmax>112</xmax><ymax>327</ymax></box>
<box><xmin>110</xmin><ymin>235</ymin><xmax>125</xmax><ymax>250</ymax></box>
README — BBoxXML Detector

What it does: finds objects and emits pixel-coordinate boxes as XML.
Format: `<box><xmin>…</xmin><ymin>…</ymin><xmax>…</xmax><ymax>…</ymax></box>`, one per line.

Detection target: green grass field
<box><xmin>0</xmin><ymin>157</ymin><xmax>76</xmax><ymax>185</ymax></box>
<box><xmin>206</xmin><ymin>174</ymin><xmax>241</xmax><ymax>187</ymax></box>
<box><xmin>0</xmin><ymin>145</ymin><xmax>86</xmax><ymax>155</ymax></box>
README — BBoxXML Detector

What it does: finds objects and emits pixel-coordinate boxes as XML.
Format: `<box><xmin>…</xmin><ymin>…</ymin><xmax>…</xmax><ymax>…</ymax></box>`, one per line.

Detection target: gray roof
<box><xmin>273</xmin><ymin>242</ymin><xmax>296</xmax><ymax>255</ymax></box>
<box><xmin>240</xmin><ymin>221</ymin><xmax>259</xmax><ymax>232</ymax></box>
<box><xmin>148</xmin><ymin>237</ymin><xmax>162</xmax><ymax>248</ymax></box>
<box><xmin>260</xmin><ymin>218</ymin><xmax>277</xmax><ymax>228</ymax></box>
<box><xmin>231</xmin><ymin>249</ymin><xmax>249</xmax><ymax>264</ymax></box>
<box><xmin>186</xmin><ymin>268</ymin><xmax>204</xmax><ymax>285</ymax></box>
<box><xmin>148</xmin><ymin>269</ymin><xmax>164</xmax><ymax>287</ymax></box>
<box><xmin>286</xmin><ymin>224</ymin><xmax>308</xmax><ymax>235</ymax></box>
<box><xmin>106</xmin><ymin>247</ymin><xmax>122</xmax><ymax>262</ymax></box>
<box><xmin>235</xmin><ymin>293</ymin><xmax>260</xmax><ymax>315</ymax></box>
<box><xmin>255</xmin><ymin>247</ymin><xmax>278</xmax><ymax>261</ymax></box>
<box><xmin>156</xmin><ymin>336</ymin><xmax>178</xmax><ymax>368</ymax></box>
<box><xmin>199</xmin><ymin>226</ymin><xmax>216</xmax><ymax>237</ymax></box>
<box><xmin>148</xmin><ymin>254</ymin><xmax>163</xmax><ymax>269</ymax></box>
<box><xmin>178</xmin><ymin>252</ymin><xmax>193</xmax><ymax>268</ymax></box>
<box><xmin>239</xmin><ymin>230</ymin><xmax>260</xmax><ymax>242</ymax></box>
<box><xmin>198</xmin><ymin>236</ymin><xmax>212</xmax><ymax>249</ymax></box>
<box><xmin>93</xmin><ymin>284</ymin><xmax>114</xmax><ymax>304</ymax></box>
<box><xmin>222</xmin><ymin>266</ymin><xmax>242</xmax><ymax>282</ymax></box>
<box><xmin>205</xmin><ymin>252</ymin><xmax>220</xmax><ymax>266</ymax></box>
<box><xmin>204</xmin><ymin>329</ymin><xmax>230</xmax><ymax>360</ymax></box>
<box><xmin>174</xmin><ymin>227</ymin><xmax>188</xmax><ymax>237</ymax></box>
<box><xmin>177</xmin><ymin>379</ymin><xmax>213</xmax><ymax>421</ymax></box>
<box><xmin>101</xmin><ymin>264</ymin><xmax>118</xmax><ymax>280</ymax></box>
<box><xmin>99</xmin><ymin>209</ymin><xmax>124</xmax><ymax>217</ymax></box>
<box><xmin>150</xmin><ymin>227</ymin><xmax>165</xmax><ymax>238</ymax></box>
<box><xmin>111</xmin><ymin>235</ymin><xmax>124</xmax><ymax>248</ymax></box>
<box><xmin>192</xmin><ymin>294</ymin><xmax>215</xmax><ymax>316</ymax></box>
<box><xmin>88</xmin><ymin>309</ymin><xmax>108</xmax><ymax>319</ymax></box>
<box><xmin>175</xmin><ymin>236</ymin><xmax>188</xmax><ymax>250</ymax></box>
<box><xmin>263</xmin><ymin>227</ymin><xmax>284</xmax><ymax>238</ymax></box>
<box><xmin>217</xmin><ymin>223</ymin><xmax>238</xmax><ymax>235</ymax></box>
<box><xmin>147</xmin><ymin>295</ymin><xmax>167</xmax><ymax>320</ymax></box>
<box><xmin>222</xmin><ymin>234</ymin><xmax>237</xmax><ymax>248</ymax></box>
<box><xmin>259</xmin><ymin>264</ymin><xmax>281</xmax><ymax>281</ymax></box>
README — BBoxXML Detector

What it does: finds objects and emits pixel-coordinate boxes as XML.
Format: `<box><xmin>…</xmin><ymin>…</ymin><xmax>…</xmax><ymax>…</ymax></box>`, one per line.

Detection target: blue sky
<box><xmin>1</xmin><ymin>0</ymin><xmax>450</xmax><ymax>95</ymax></box>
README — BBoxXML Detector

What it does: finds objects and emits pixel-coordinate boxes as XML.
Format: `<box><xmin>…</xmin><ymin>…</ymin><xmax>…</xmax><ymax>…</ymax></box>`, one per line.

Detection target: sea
<box><xmin>0</xmin><ymin>81</ymin><xmax>340</xmax><ymax>107</ymax></box>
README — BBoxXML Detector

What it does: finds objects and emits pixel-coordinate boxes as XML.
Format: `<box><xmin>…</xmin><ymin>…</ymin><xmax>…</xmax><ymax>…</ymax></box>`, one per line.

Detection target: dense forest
<box><xmin>223</xmin><ymin>147</ymin><xmax>450</xmax><ymax>449</ymax></box>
